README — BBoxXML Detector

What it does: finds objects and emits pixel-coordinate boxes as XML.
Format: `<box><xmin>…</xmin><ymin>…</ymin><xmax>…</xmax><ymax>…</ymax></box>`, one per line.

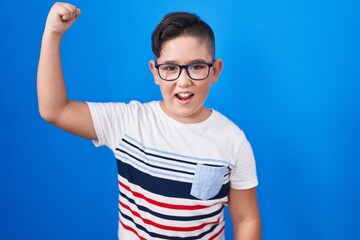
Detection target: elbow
<box><xmin>37</xmin><ymin>98</ymin><xmax>69</xmax><ymax>125</ymax></box>
<box><xmin>39</xmin><ymin>108</ymin><xmax>52</xmax><ymax>123</ymax></box>
<box><xmin>38</xmin><ymin>105</ymin><xmax>59</xmax><ymax>124</ymax></box>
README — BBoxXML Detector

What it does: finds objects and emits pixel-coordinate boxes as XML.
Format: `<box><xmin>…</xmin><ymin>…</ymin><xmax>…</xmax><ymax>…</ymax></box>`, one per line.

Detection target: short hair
<box><xmin>151</xmin><ymin>12</ymin><xmax>215</xmax><ymax>59</ymax></box>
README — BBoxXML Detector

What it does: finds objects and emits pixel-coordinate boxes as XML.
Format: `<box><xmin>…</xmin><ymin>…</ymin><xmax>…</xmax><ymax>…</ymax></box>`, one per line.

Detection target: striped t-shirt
<box><xmin>88</xmin><ymin>101</ymin><xmax>258</xmax><ymax>240</ymax></box>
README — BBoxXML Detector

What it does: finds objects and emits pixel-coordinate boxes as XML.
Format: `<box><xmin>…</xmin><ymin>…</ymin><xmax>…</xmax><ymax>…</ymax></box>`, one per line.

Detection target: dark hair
<box><xmin>151</xmin><ymin>12</ymin><xmax>215</xmax><ymax>58</ymax></box>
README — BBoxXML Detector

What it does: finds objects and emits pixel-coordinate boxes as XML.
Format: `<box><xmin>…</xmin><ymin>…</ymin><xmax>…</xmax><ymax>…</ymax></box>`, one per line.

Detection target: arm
<box><xmin>37</xmin><ymin>2</ymin><xmax>97</xmax><ymax>140</ymax></box>
<box><xmin>228</xmin><ymin>187</ymin><xmax>261</xmax><ymax>240</ymax></box>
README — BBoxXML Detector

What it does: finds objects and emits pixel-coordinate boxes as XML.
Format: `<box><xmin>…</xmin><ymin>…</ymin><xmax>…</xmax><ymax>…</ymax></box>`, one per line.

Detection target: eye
<box><xmin>190</xmin><ymin>63</ymin><xmax>207</xmax><ymax>71</ymax></box>
<box><xmin>160</xmin><ymin>65</ymin><xmax>179</xmax><ymax>72</ymax></box>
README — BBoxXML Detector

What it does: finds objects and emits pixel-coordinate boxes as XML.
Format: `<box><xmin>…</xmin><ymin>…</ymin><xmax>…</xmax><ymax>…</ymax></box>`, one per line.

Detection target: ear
<box><xmin>149</xmin><ymin>60</ymin><xmax>160</xmax><ymax>85</ymax></box>
<box><xmin>211</xmin><ymin>59</ymin><xmax>223</xmax><ymax>83</ymax></box>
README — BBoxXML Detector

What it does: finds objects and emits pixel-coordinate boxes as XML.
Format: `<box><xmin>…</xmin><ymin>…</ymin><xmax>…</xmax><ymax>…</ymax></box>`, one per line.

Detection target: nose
<box><xmin>177</xmin><ymin>68</ymin><xmax>192</xmax><ymax>88</ymax></box>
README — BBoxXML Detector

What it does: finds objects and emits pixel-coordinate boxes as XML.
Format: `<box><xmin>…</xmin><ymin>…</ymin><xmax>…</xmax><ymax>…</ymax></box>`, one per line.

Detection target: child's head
<box><xmin>151</xmin><ymin>12</ymin><xmax>215</xmax><ymax>59</ymax></box>
<box><xmin>149</xmin><ymin>12</ymin><xmax>223</xmax><ymax>124</ymax></box>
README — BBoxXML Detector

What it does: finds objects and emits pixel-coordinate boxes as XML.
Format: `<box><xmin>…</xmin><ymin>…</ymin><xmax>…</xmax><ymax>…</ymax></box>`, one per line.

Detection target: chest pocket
<box><xmin>190</xmin><ymin>164</ymin><xmax>228</xmax><ymax>200</ymax></box>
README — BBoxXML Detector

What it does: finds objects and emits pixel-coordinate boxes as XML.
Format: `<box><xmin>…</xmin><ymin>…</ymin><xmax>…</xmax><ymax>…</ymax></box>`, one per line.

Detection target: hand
<box><xmin>44</xmin><ymin>2</ymin><xmax>81</xmax><ymax>36</ymax></box>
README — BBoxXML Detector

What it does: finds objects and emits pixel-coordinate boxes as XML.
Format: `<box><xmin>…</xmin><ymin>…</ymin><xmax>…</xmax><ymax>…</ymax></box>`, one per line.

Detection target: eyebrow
<box><xmin>160</xmin><ymin>59</ymin><xmax>212</xmax><ymax>64</ymax></box>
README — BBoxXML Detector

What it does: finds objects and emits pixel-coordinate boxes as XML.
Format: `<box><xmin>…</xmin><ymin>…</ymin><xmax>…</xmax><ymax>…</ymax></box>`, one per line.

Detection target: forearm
<box><xmin>37</xmin><ymin>31</ymin><xmax>68</xmax><ymax>122</ymax></box>
<box><xmin>233</xmin><ymin>218</ymin><xmax>261</xmax><ymax>240</ymax></box>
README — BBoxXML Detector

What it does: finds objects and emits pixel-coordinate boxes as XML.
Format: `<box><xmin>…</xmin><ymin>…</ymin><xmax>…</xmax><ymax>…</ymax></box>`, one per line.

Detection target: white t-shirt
<box><xmin>87</xmin><ymin>100</ymin><xmax>258</xmax><ymax>240</ymax></box>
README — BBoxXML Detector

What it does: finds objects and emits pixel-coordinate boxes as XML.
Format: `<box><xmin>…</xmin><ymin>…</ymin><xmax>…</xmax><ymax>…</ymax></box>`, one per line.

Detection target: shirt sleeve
<box><xmin>230</xmin><ymin>132</ymin><xmax>259</xmax><ymax>190</ymax></box>
<box><xmin>86</xmin><ymin>101</ymin><xmax>139</xmax><ymax>150</ymax></box>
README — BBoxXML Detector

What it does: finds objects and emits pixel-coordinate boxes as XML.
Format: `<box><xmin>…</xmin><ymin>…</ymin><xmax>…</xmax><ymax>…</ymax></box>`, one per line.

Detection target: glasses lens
<box><xmin>158</xmin><ymin>64</ymin><xmax>180</xmax><ymax>81</ymax></box>
<box><xmin>188</xmin><ymin>63</ymin><xmax>210</xmax><ymax>80</ymax></box>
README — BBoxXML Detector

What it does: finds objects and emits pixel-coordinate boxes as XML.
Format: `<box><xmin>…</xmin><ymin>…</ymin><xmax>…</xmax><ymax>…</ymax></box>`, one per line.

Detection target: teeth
<box><xmin>177</xmin><ymin>93</ymin><xmax>192</xmax><ymax>98</ymax></box>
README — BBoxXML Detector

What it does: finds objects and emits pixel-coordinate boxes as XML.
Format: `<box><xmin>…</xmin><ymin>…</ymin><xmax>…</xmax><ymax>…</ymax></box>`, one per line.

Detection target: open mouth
<box><xmin>175</xmin><ymin>92</ymin><xmax>194</xmax><ymax>101</ymax></box>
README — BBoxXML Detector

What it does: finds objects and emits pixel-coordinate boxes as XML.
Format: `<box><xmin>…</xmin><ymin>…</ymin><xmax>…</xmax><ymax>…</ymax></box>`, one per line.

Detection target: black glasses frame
<box><xmin>154</xmin><ymin>60</ymin><xmax>215</xmax><ymax>81</ymax></box>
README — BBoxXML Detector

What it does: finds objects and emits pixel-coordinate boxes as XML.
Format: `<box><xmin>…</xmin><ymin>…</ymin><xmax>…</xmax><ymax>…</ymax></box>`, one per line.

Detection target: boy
<box><xmin>37</xmin><ymin>2</ymin><xmax>261</xmax><ymax>239</ymax></box>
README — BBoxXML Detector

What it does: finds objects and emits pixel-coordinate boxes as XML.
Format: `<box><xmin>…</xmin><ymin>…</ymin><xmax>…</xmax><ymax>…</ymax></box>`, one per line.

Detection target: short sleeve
<box><xmin>230</xmin><ymin>133</ymin><xmax>259</xmax><ymax>190</ymax></box>
<box><xmin>86</xmin><ymin>101</ymin><xmax>139</xmax><ymax>150</ymax></box>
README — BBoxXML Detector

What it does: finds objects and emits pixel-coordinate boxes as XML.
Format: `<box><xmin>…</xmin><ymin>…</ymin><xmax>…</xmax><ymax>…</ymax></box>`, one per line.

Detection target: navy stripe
<box><xmin>118</xmin><ymin>159</ymin><xmax>192</xmax><ymax>198</ymax></box>
<box><xmin>117</xmin><ymin>158</ymin><xmax>230</xmax><ymax>199</ymax></box>
<box><xmin>116</xmin><ymin>147</ymin><xmax>193</xmax><ymax>175</ymax></box>
<box><xmin>119</xmin><ymin>210</ymin><xmax>221</xmax><ymax>240</ymax></box>
<box><xmin>120</xmin><ymin>191</ymin><xmax>225</xmax><ymax>221</ymax></box>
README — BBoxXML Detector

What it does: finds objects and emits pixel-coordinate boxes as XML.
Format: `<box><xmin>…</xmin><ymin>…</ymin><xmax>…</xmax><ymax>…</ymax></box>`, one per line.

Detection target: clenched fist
<box><xmin>44</xmin><ymin>2</ymin><xmax>81</xmax><ymax>36</ymax></box>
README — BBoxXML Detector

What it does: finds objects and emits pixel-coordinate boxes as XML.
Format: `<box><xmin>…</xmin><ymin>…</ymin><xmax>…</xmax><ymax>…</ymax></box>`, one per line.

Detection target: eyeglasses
<box><xmin>155</xmin><ymin>60</ymin><xmax>215</xmax><ymax>81</ymax></box>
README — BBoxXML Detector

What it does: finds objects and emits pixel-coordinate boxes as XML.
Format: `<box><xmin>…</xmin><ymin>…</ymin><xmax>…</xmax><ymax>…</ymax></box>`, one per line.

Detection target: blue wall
<box><xmin>1</xmin><ymin>0</ymin><xmax>359</xmax><ymax>239</ymax></box>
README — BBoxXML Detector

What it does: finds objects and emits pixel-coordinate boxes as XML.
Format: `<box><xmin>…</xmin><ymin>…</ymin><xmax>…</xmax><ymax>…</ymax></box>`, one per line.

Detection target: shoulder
<box><xmin>210</xmin><ymin>110</ymin><xmax>246</xmax><ymax>139</ymax></box>
<box><xmin>208</xmin><ymin>110</ymin><xmax>252</xmax><ymax>156</ymax></box>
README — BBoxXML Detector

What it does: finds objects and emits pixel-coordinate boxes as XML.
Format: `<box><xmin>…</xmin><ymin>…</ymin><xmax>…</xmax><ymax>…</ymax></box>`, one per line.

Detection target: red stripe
<box><xmin>119</xmin><ymin>180</ymin><xmax>209</xmax><ymax>210</ymax></box>
<box><xmin>120</xmin><ymin>200</ymin><xmax>220</xmax><ymax>232</ymax></box>
<box><xmin>120</xmin><ymin>220</ymin><xmax>146</xmax><ymax>240</ymax></box>
<box><xmin>209</xmin><ymin>225</ymin><xmax>225</xmax><ymax>240</ymax></box>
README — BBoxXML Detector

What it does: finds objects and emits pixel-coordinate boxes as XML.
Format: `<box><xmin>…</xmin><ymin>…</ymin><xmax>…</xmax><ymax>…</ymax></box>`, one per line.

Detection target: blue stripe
<box><xmin>119</xmin><ymin>141</ymin><xmax>196</xmax><ymax>172</ymax></box>
<box><xmin>120</xmin><ymin>138</ymin><xmax>198</xmax><ymax>166</ymax></box>
<box><xmin>116</xmin><ymin>147</ymin><xmax>193</xmax><ymax>175</ymax></box>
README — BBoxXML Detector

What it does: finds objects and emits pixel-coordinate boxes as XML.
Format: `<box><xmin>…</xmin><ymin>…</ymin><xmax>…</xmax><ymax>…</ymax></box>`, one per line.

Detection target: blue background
<box><xmin>1</xmin><ymin>0</ymin><xmax>359</xmax><ymax>239</ymax></box>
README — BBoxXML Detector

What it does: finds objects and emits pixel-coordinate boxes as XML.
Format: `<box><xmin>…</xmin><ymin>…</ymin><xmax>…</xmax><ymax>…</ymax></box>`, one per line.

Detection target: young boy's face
<box><xmin>149</xmin><ymin>35</ymin><xmax>223</xmax><ymax>123</ymax></box>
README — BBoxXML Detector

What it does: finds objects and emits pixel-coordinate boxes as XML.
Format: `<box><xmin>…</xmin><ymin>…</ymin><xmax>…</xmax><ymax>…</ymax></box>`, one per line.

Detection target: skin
<box><xmin>37</xmin><ymin>2</ymin><xmax>261</xmax><ymax>239</ymax></box>
<box><xmin>229</xmin><ymin>188</ymin><xmax>262</xmax><ymax>239</ymax></box>
<box><xmin>37</xmin><ymin>2</ymin><xmax>97</xmax><ymax>139</ymax></box>
<box><xmin>149</xmin><ymin>35</ymin><xmax>222</xmax><ymax>124</ymax></box>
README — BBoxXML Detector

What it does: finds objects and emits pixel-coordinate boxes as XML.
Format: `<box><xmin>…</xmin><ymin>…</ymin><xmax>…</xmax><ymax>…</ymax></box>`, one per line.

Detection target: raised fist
<box><xmin>44</xmin><ymin>2</ymin><xmax>81</xmax><ymax>36</ymax></box>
